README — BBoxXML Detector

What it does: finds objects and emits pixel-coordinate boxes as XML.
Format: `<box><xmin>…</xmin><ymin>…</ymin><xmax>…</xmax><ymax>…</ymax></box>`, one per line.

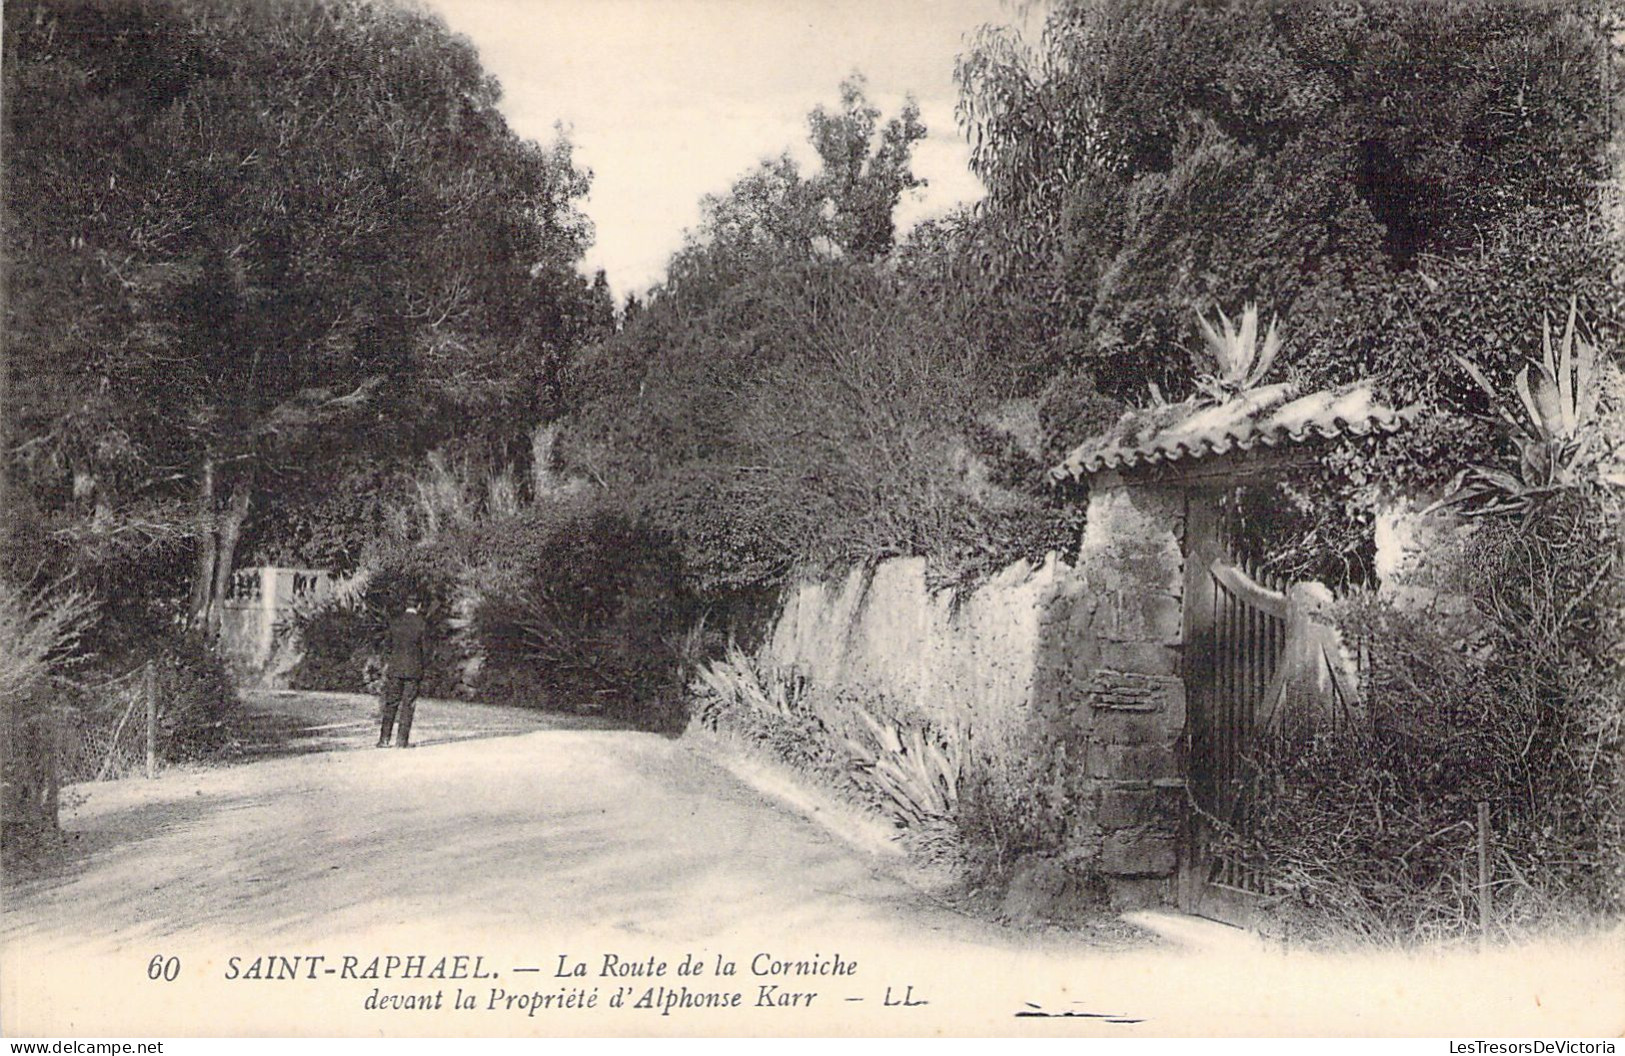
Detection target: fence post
<box><xmin>46</xmin><ymin>706</ymin><xmax>62</xmax><ymax>830</ymax></box>
<box><xmin>144</xmin><ymin>660</ymin><xmax>158</xmax><ymax>780</ymax></box>
<box><xmin>1477</xmin><ymin>800</ymin><xmax>1491</xmax><ymax>950</ymax></box>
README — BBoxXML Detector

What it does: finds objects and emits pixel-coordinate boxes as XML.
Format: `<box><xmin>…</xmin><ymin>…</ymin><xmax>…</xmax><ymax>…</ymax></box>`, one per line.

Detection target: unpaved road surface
<box><xmin>3</xmin><ymin>693</ymin><xmax>1621</xmax><ymax>1037</ymax></box>
<box><xmin>222</xmin><ymin>689</ymin><xmax>613</xmax><ymax>760</ymax></box>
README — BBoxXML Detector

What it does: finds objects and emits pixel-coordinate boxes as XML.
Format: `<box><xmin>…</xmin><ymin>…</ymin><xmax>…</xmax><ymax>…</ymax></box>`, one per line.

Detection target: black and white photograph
<box><xmin>2</xmin><ymin>0</ymin><xmax>1622</xmax><ymax>1041</ymax></box>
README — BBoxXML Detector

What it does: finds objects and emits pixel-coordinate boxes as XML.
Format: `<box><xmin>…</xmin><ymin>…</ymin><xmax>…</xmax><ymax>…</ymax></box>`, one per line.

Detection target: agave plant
<box><xmin>1195</xmin><ymin>302</ymin><xmax>1282</xmax><ymax>400</ymax></box>
<box><xmin>1450</xmin><ymin>297</ymin><xmax>1610</xmax><ymax>512</ymax></box>
<box><xmin>689</xmin><ymin>642</ymin><xmax>804</xmax><ymax>729</ymax></box>
<box><xmin>840</xmin><ymin>704</ymin><xmax>962</xmax><ymax>828</ymax></box>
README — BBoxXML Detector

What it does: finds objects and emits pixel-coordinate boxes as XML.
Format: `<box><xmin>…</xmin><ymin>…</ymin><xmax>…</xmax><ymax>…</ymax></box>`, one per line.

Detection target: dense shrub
<box><xmin>27</xmin><ymin>623</ymin><xmax>241</xmax><ymax>792</ymax></box>
<box><xmin>564</xmin><ymin>235</ymin><xmax>1081</xmax><ymax>601</ymax></box>
<box><xmin>634</xmin><ymin>462</ymin><xmax>804</xmax><ymax>598</ymax></box>
<box><xmin>288</xmin><ymin>605</ymin><xmax>385</xmax><ymax>696</ymax></box>
<box><xmin>689</xmin><ymin>644</ymin><xmax>1117</xmax><ymax>886</ymax></box>
<box><xmin>959</xmin><ymin>0</ymin><xmax>1615</xmax><ymax>398</ymax></box>
<box><xmin>469</xmin><ymin>505</ymin><xmax>695</xmax><ymax>730</ymax></box>
<box><xmin>287</xmin><ymin>544</ymin><xmax>463</xmax><ymax>697</ymax></box>
<box><xmin>1234</xmin><ymin>485</ymin><xmax>1624</xmax><ymax>942</ymax></box>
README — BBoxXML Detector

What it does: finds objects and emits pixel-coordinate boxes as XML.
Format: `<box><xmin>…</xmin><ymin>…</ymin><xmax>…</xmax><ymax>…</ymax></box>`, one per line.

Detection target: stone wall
<box><xmin>758</xmin><ymin>477</ymin><xmax>1193</xmax><ymax>907</ymax></box>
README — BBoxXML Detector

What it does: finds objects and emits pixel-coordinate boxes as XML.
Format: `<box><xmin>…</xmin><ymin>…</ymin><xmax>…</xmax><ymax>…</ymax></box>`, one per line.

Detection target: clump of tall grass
<box><xmin>0</xmin><ymin>579</ymin><xmax>91</xmax><ymax>705</ymax></box>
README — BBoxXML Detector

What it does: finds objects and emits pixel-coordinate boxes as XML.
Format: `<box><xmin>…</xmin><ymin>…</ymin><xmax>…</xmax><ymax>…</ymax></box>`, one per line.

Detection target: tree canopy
<box><xmin>558</xmin><ymin>0</ymin><xmax>1619</xmax><ymax>600</ymax></box>
<box><xmin>559</xmin><ymin>75</ymin><xmax>1083</xmax><ymax>598</ymax></box>
<box><xmin>954</xmin><ymin>0</ymin><xmax>1619</xmax><ymax>410</ymax></box>
<box><xmin>661</xmin><ymin>74</ymin><xmax>927</xmax><ymax>306</ymax></box>
<box><xmin>4</xmin><ymin>0</ymin><xmax>599</xmax><ymax>618</ymax></box>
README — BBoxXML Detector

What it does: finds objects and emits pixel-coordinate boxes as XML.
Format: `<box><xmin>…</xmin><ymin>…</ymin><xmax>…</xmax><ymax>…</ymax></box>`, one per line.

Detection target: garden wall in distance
<box><xmin>218</xmin><ymin>567</ymin><xmax>332</xmax><ymax>686</ymax></box>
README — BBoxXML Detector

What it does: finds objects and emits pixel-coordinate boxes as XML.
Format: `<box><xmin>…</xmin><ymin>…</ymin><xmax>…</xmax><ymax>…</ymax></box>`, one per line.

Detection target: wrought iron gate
<box><xmin>1179</xmin><ymin>496</ymin><xmax>1289</xmax><ymax>926</ymax></box>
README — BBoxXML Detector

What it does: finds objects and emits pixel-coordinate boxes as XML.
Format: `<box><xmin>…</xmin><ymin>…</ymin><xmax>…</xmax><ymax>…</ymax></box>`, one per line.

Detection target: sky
<box><xmin>419</xmin><ymin>0</ymin><xmax>1019</xmax><ymax>298</ymax></box>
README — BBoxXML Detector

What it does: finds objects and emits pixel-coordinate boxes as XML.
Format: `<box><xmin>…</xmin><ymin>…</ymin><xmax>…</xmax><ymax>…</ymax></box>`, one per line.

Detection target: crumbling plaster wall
<box><xmin>759</xmin><ymin>476</ymin><xmax>1193</xmax><ymax>905</ymax></box>
<box><xmin>761</xmin><ymin>551</ymin><xmax>1085</xmax><ymax>735</ymax></box>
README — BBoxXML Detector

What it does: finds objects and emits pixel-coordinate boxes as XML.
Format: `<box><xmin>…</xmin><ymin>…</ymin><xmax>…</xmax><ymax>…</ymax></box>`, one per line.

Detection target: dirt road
<box><xmin>3</xmin><ymin>694</ymin><xmax>1620</xmax><ymax>1037</ymax></box>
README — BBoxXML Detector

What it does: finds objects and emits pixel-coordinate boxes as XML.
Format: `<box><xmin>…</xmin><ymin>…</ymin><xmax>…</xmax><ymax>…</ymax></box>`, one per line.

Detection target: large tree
<box><xmin>560</xmin><ymin>78</ymin><xmax>1075</xmax><ymax>596</ymax></box>
<box><xmin>954</xmin><ymin>0</ymin><xmax>1620</xmax><ymax>417</ymax></box>
<box><xmin>663</xmin><ymin>74</ymin><xmax>927</xmax><ymax>306</ymax></box>
<box><xmin>568</xmin><ymin>76</ymin><xmax>931</xmax><ymax>491</ymax></box>
<box><xmin>4</xmin><ymin>0</ymin><xmax>595</xmax><ymax>624</ymax></box>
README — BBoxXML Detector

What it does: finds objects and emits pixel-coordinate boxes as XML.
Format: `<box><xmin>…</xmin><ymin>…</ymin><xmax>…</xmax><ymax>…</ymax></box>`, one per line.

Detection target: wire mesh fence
<box><xmin>55</xmin><ymin>665</ymin><xmax>154</xmax><ymax>784</ymax></box>
<box><xmin>3</xmin><ymin>665</ymin><xmax>154</xmax><ymax>836</ymax></box>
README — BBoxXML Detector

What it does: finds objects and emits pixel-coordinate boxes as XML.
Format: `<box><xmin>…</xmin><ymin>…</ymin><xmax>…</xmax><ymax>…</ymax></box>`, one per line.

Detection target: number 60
<box><xmin>147</xmin><ymin>955</ymin><xmax>180</xmax><ymax>982</ymax></box>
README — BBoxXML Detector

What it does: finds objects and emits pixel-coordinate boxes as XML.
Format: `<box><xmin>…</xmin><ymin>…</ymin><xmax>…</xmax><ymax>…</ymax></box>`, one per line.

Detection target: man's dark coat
<box><xmin>387</xmin><ymin>609</ymin><xmax>427</xmax><ymax>680</ymax></box>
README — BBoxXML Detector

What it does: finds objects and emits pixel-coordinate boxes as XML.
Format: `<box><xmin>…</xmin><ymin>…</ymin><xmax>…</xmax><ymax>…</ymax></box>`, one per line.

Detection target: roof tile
<box><xmin>1049</xmin><ymin>380</ymin><xmax>1413</xmax><ymax>482</ymax></box>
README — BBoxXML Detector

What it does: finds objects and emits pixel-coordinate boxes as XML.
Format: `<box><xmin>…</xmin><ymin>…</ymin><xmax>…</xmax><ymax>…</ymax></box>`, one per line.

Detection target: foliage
<box><xmin>242</xmin><ymin>460</ymin><xmax>409</xmax><ymax>575</ymax></box>
<box><xmin>807</xmin><ymin>74</ymin><xmax>928</xmax><ymax>263</ymax></box>
<box><xmin>633</xmin><ymin>463</ymin><xmax>803</xmax><ymax>597</ymax></box>
<box><xmin>468</xmin><ymin>504</ymin><xmax>695</xmax><ymax>730</ymax></box>
<box><xmin>4</xmin><ymin>578</ymin><xmax>229</xmax><ymax>851</ymax></box>
<box><xmin>1217</xmin><ymin>475</ymin><xmax>1383</xmax><ymax>589</ymax></box>
<box><xmin>288</xmin><ymin>539</ymin><xmax>464</xmax><ymax>697</ymax></box>
<box><xmin>567</xmin><ymin>255</ymin><xmax>1083</xmax><ymax>596</ymax></box>
<box><xmin>1035</xmin><ymin>371</ymin><xmax>1128</xmax><ymax>465</ymax></box>
<box><xmin>1450</xmin><ymin>299</ymin><xmax>1624</xmax><ymax>513</ymax></box>
<box><xmin>1235</xmin><ymin>485</ymin><xmax>1624</xmax><ymax>941</ymax></box>
<box><xmin>955</xmin><ymin>0</ymin><xmax>1619</xmax><ymax>461</ymax></box>
<box><xmin>567</xmin><ymin>1</ymin><xmax>1619</xmax><ymax>629</ymax></box>
<box><xmin>689</xmin><ymin>645</ymin><xmax>1131</xmax><ymax>894</ymax></box>
<box><xmin>689</xmin><ymin>645</ymin><xmax>849</xmax><ymax>783</ymax></box>
<box><xmin>689</xmin><ymin>646</ymin><xmax>966</xmax><ymax>849</ymax></box>
<box><xmin>285</xmin><ymin>429</ymin><xmax>608</xmax><ymax>703</ymax></box>
<box><xmin>4</xmin><ymin>0</ymin><xmax>600</xmax><ymax>624</ymax></box>
<box><xmin>288</xmin><ymin>605</ymin><xmax>384</xmax><ymax>697</ymax></box>
<box><xmin>141</xmin><ymin>629</ymin><xmax>238</xmax><ymax>763</ymax></box>
<box><xmin>0</xmin><ymin>578</ymin><xmax>95</xmax><ymax>843</ymax></box>
<box><xmin>39</xmin><ymin>624</ymin><xmax>237</xmax><ymax>791</ymax></box>
<box><xmin>558</xmin><ymin>75</ymin><xmax>1088</xmax><ymax>599</ymax></box>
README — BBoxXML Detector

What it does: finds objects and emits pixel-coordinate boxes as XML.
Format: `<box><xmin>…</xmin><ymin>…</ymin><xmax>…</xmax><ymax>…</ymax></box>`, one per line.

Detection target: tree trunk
<box><xmin>207</xmin><ymin>479</ymin><xmax>252</xmax><ymax>633</ymax></box>
<box><xmin>189</xmin><ymin>458</ymin><xmax>218</xmax><ymax>627</ymax></box>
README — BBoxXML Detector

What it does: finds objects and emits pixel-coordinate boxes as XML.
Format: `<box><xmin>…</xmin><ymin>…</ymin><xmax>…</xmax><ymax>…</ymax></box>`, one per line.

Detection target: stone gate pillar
<box><xmin>1047</xmin><ymin>472</ymin><xmax>1189</xmax><ymax>906</ymax></box>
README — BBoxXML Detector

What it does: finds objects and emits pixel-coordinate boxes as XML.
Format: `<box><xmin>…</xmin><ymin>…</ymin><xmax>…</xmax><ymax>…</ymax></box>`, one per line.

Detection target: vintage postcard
<box><xmin>3</xmin><ymin>0</ymin><xmax>1623</xmax><ymax>1041</ymax></box>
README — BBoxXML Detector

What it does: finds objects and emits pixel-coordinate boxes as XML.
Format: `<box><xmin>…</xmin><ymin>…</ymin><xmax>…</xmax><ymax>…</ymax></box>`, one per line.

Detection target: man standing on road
<box><xmin>378</xmin><ymin>598</ymin><xmax>428</xmax><ymax>749</ymax></box>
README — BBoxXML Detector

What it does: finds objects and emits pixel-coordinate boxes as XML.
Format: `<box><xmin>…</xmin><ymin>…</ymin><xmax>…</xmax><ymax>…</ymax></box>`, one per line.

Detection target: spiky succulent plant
<box><xmin>1195</xmin><ymin>302</ymin><xmax>1282</xmax><ymax>400</ymax></box>
<box><xmin>1450</xmin><ymin>297</ymin><xmax>1613</xmax><ymax>513</ymax></box>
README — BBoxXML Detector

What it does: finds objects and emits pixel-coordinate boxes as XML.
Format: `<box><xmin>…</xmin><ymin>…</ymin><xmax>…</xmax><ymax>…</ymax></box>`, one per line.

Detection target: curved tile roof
<box><xmin>1049</xmin><ymin>380</ymin><xmax>1414</xmax><ymax>482</ymax></box>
